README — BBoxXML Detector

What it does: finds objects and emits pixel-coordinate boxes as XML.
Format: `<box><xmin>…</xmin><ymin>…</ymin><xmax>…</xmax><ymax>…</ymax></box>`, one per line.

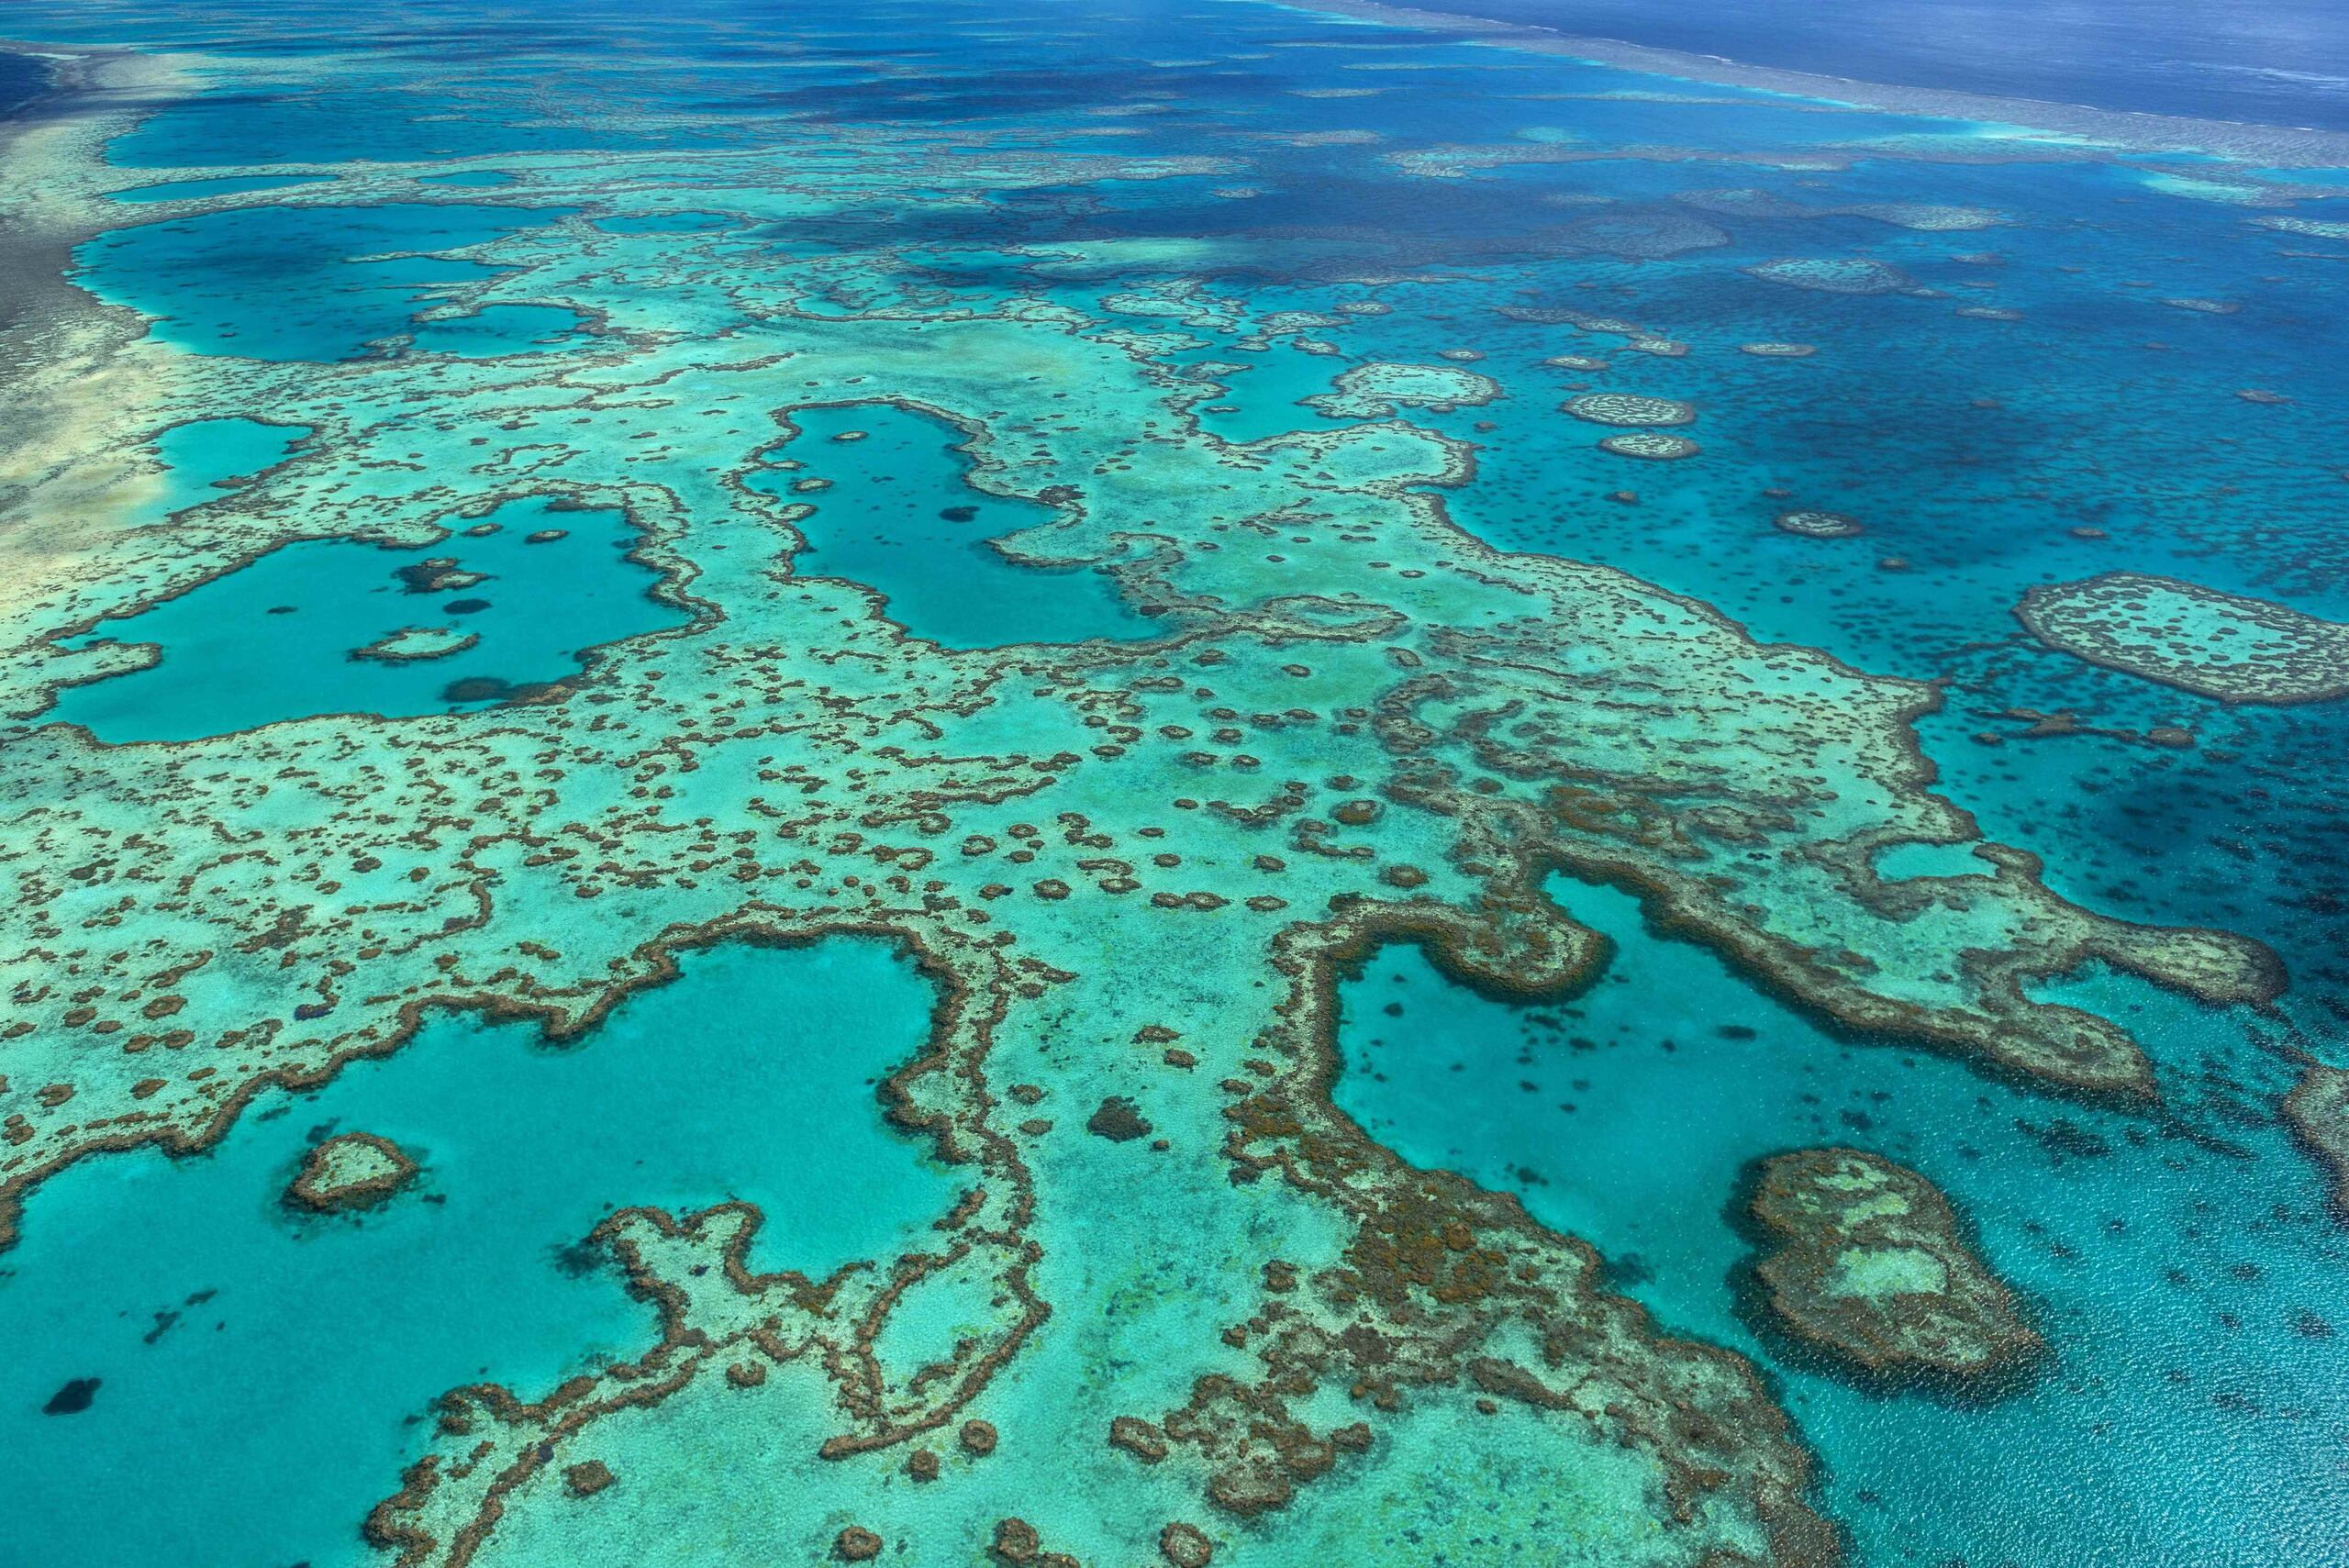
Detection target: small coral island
<box><xmin>1305</xmin><ymin>361</ymin><xmax>1500</xmax><ymax>418</ymax></box>
<box><xmin>1774</xmin><ymin>510</ymin><xmax>1865</xmax><ymax>539</ymax></box>
<box><xmin>1598</xmin><ymin>431</ymin><xmax>1700</xmax><ymax>461</ymax></box>
<box><xmin>1742</xmin><ymin>1148</ymin><xmax>2041</xmax><ymax>1387</ymax></box>
<box><xmin>1562</xmin><ymin>392</ymin><xmax>1696</xmax><ymax>427</ymax></box>
<box><xmin>285</xmin><ymin>1131</ymin><xmax>419</xmax><ymax>1214</ymax></box>
<box><xmin>352</xmin><ymin>624</ymin><xmax>480</xmax><ymax>662</ymax></box>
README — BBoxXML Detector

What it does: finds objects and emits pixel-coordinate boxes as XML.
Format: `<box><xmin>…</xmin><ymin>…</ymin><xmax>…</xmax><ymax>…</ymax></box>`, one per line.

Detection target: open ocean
<box><xmin>1405</xmin><ymin>0</ymin><xmax>2349</xmax><ymax>130</ymax></box>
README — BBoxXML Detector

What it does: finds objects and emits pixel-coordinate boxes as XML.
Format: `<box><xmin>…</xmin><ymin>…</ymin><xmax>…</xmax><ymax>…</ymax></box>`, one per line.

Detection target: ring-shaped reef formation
<box><xmin>1677</xmin><ymin>187</ymin><xmax>2002</xmax><ymax>231</ymax></box>
<box><xmin>1305</xmin><ymin>361</ymin><xmax>1502</xmax><ymax>418</ymax></box>
<box><xmin>1743</xmin><ymin>257</ymin><xmax>1918</xmax><ymax>295</ymax></box>
<box><xmin>1774</xmin><ymin>511</ymin><xmax>1865</xmax><ymax>539</ymax></box>
<box><xmin>1564</xmin><ymin>393</ymin><xmax>1698</xmax><ymax>428</ymax></box>
<box><xmin>2016</xmin><ymin>572</ymin><xmax>2349</xmax><ymax>705</ymax></box>
<box><xmin>1598</xmin><ymin>431</ymin><xmax>1701</xmax><ymax>461</ymax></box>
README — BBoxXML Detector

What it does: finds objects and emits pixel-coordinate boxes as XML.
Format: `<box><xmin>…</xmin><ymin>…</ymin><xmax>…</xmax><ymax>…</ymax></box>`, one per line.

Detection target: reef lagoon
<box><xmin>0</xmin><ymin>3</ymin><xmax>2344</xmax><ymax>1566</ymax></box>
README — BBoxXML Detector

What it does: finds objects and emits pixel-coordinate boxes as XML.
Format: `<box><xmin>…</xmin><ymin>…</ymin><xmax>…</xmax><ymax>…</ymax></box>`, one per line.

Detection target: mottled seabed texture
<box><xmin>0</xmin><ymin>3</ymin><xmax>2344</xmax><ymax>1567</ymax></box>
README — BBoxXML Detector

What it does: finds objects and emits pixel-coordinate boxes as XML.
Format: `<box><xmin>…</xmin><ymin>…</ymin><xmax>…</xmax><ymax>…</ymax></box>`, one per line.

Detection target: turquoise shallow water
<box><xmin>149</xmin><ymin>416</ymin><xmax>308</xmax><ymax>517</ymax></box>
<box><xmin>53</xmin><ymin>495</ymin><xmax>686</xmax><ymax>740</ymax></box>
<box><xmin>109</xmin><ymin>172</ymin><xmax>337</xmax><ymax>204</ymax></box>
<box><xmin>73</xmin><ymin>202</ymin><xmax>581</xmax><ymax>361</ymax></box>
<box><xmin>0</xmin><ymin>937</ymin><xmax>952</xmax><ymax>1568</ymax></box>
<box><xmin>748</xmin><ymin>401</ymin><xmax>1159</xmax><ymax>648</ymax></box>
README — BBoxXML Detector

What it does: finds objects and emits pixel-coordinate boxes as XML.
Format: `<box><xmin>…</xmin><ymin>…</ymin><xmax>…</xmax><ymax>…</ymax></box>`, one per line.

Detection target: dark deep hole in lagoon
<box><xmin>41</xmin><ymin>1377</ymin><xmax>99</xmax><ymax>1416</ymax></box>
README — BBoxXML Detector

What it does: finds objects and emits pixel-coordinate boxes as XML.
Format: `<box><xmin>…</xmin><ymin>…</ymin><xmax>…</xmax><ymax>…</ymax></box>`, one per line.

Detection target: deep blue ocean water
<box><xmin>1406</xmin><ymin>0</ymin><xmax>2349</xmax><ymax>132</ymax></box>
<box><xmin>0</xmin><ymin>50</ymin><xmax>49</xmax><ymax>120</ymax></box>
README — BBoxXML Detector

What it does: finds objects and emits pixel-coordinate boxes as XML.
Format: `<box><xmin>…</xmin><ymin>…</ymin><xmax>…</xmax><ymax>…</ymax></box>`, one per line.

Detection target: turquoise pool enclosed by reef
<box><xmin>0</xmin><ymin>938</ymin><xmax>952</xmax><ymax>1568</ymax></box>
<box><xmin>53</xmin><ymin>495</ymin><xmax>686</xmax><ymax>740</ymax></box>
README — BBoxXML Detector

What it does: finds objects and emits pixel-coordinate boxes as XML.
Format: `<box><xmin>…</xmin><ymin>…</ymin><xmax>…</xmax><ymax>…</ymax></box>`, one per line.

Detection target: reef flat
<box><xmin>287</xmin><ymin>1130</ymin><xmax>418</xmax><ymax>1214</ymax></box>
<box><xmin>1741</xmin><ymin>1147</ymin><xmax>2041</xmax><ymax>1387</ymax></box>
<box><xmin>0</xmin><ymin>3</ymin><xmax>2343</xmax><ymax>1566</ymax></box>
<box><xmin>2018</xmin><ymin>573</ymin><xmax>2349</xmax><ymax>706</ymax></box>
<box><xmin>2283</xmin><ymin>1066</ymin><xmax>2349</xmax><ymax>1223</ymax></box>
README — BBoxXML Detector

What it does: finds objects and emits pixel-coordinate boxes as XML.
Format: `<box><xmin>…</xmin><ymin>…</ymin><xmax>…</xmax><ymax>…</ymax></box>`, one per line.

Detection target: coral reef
<box><xmin>2283</xmin><ymin>1065</ymin><xmax>2349</xmax><ymax>1223</ymax></box>
<box><xmin>2017</xmin><ymin>573</ymin><xmax>2349</xmax><ymax>705</ymax></box>
<box><xmin>286</xmin><ymin>1131</ymin><xmax>418</xmax><ymax>1213</ymax></box>
<box><xmin>1742</xmin><ymin>1148</ymin><xmax>2042</xmax><ymax>1386</ymax></box>
<box><xmin>1564</xmin><ymin>393</ymin><xmax>1698</xmax><ymax>427</ymax></box>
